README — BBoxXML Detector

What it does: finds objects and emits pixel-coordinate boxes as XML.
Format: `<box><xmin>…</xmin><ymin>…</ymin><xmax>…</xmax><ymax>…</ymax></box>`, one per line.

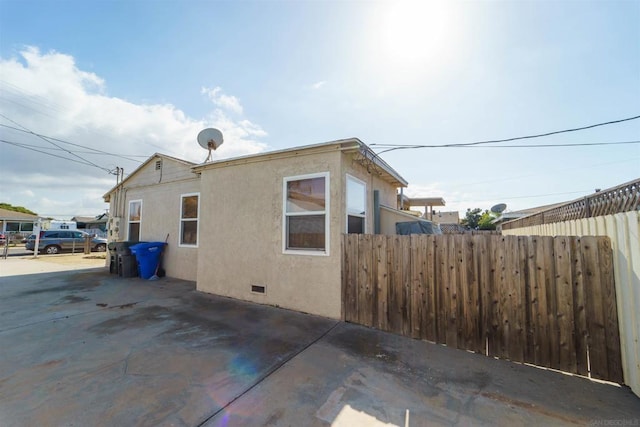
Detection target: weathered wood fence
<box><xmin>342</xmin><ymin>234</ymin><xmax>623</xmax><ymax>383</ymax></box>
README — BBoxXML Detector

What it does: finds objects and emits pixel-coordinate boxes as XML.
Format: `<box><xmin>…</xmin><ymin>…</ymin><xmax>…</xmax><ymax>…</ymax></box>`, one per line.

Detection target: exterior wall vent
<box><xmin>251</xmin><ymin>285</ymin><xmax>266</xmax><ymax>294</ymax></box>
<box><xmin>155</xmin><ymin>160</ymin><xmax>162</xmax><ymax>170</ymax></box>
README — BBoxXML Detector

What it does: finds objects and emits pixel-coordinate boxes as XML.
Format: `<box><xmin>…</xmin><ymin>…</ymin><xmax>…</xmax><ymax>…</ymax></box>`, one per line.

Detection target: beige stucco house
<box><xmin>103</xmin><ymin>153</ymin><xmax>200</xmax><ymax>281</ymax></box>
<box><xmin>104</xmin><ymin>138</ymin><xmax>408</xmax><ymax>319</ymax></box>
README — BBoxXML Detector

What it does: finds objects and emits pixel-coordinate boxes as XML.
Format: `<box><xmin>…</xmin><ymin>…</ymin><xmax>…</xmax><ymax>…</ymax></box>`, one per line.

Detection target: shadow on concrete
<box><xmin>1</xmin><ymin>269</ymin><xmax>638</xmax><ymax>426</ymax></box>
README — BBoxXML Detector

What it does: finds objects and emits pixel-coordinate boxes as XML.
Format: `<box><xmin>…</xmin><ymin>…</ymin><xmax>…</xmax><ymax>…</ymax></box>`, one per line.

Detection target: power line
<box><xmin>371</xmin><ymin>114</ymin><xmax>640</xmax><ymax>154</ymax></box>
<box><xmin>0</xmin><ymin>114</ymin><xmax>113</xmax><ymax>173</ymax></box>
<box><xmin>377</xmin><ymin>140</ymin><xmax>640</xmax><ymax>149</ymax></box>
<box><xmin>0</xmin><ymin>123</ymin><xmax>146</xmax><ymax>162</ymax></box>
<box><xmin>1</xmin><ymin>139</ymin><xmax>105</xmax><ymax>168</ymax></box>
<box><xmin>1</xmin><ymin>139</ymin><xmax>135</xmax><ymax>156</ymax></box>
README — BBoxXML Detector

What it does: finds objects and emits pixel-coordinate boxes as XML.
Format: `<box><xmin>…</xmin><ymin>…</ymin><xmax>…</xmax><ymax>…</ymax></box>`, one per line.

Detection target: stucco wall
<box><xmin>107</xmin><ymin>157</ymin><xmax>200</xmax><ymax>281</ymax></box>
<box><xmin>197</xmin><ymin>149</ymin><xmax>401</xmax><ymax>319</ymax></box>
<box><xmin>379</xmin><ymin>205</ymin><xmax>424</xmax><ymax>235</ymax></box>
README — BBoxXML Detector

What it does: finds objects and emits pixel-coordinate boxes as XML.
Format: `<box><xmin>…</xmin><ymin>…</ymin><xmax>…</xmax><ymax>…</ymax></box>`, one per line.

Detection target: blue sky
<box><xmin>1</xmin><ymin>0</ymin><xmax>638</xmax><ymax>218</ymax></box>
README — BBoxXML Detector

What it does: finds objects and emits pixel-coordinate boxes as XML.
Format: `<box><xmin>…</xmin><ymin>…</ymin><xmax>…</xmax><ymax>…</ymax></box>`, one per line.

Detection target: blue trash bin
<box><xmin>130</xmin><ymin>242</ymin><xmax>166</xmax><ymax>279</ymax></box>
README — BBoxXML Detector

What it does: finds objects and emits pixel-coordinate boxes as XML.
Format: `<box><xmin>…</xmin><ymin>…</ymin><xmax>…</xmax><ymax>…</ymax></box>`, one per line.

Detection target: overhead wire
<box><xmin>0</xmin><ymin>113</ymin><xmax>113</xmax><ymax>173</ymax></box>
<box><xmin>1</xmin><ymin>138</ymin><xmax>105</xmax><ymax>168</ymax></box>
<box><xmin>370</xmin><ymin>114</ymin><xmax>640</xmax><ymax>154</ymax></box>
<box><xmin>0</xmin><ymin>123</ymin><xmax>147</xmax><ymax>162</ymax></box>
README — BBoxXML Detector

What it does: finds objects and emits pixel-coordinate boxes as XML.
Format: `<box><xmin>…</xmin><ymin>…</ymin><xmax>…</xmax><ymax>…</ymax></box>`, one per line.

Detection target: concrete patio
<box><xmin>0</xmin><ymin>258</ymin><xmax>638</xmax><ymax>426</ymax></box>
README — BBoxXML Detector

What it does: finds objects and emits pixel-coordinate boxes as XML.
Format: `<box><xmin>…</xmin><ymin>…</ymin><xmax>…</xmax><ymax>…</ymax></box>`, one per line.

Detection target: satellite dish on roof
<box><xmin>197</xmin><ymin>128</ymin><xmax>224</xmax><ymax>162</ymax></box>
<box><xmin>491</xmin><ymin>203</ymin><xmax>507</xmax><ymax>214</ymax></box>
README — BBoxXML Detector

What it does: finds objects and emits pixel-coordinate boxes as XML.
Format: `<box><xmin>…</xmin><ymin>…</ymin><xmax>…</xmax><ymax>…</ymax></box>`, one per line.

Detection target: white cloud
<box><xmin>311</xmin><ymin>81</ymin><xmax>326</xmax><ymax>90</ymax></box>
<box><xmin>201</xmin><ymin>86</ymin><xmax>244</xmax><ymax>115</ymax></box>
<box><xmin>0</xmin><ymin>47</ymin><xmax>268</xmax><ymax>217</ymax></box>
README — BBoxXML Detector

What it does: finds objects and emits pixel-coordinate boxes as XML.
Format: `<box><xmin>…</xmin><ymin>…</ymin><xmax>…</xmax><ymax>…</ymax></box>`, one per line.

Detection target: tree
<box><xmin>461</xmin><ymin>208</ymin><xmax>497</xmax><ymax>230</ymax></box>
<box><xmin>0</xmin><ymin>203</ymin><xmax>37</xmax><ymax>216</ymax></box>
<box><xmin>461</xmin><ymin>208</ymin><xmax>482</xmax><ymax>229</ymax></box>
<box><xmin>478</xmin><ymin>211</ymin><xmax>497</xmax><ymax>230</ymax></box>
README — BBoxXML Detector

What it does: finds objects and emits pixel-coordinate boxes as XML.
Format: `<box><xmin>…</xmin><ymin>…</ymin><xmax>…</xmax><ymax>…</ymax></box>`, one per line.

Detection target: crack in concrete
<box><xmin>196</xmin><ymin>320</ymin><xmax>341</xmax><ymax>427</ymax></box>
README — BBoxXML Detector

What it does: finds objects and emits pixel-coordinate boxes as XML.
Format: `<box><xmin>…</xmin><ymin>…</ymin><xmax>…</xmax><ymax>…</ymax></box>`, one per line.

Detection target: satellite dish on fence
<box><xmin>491</xmin><ymin>203</ymin><xmax>507</xmax><ymax>214</ymax></box>
<box><xmin>197</xmin><ymin>128</ymin><xmax>224</xmax><ymax>162</ymax></box>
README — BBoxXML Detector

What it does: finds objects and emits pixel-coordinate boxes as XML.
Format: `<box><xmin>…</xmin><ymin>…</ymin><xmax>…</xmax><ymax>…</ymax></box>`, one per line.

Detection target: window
<box><xmin>180</xmin><ymin>193</ymin><xmax>199</xmax><ymax>247</ymax></box>
<box><xmin>346</xmin><ymin>175</ymin><xmax>366</xmax><ymax>234</ymax></box>
<box><xmin>128</xmin><ymin>200</ymin><xmax>142</xmax><ymax>242</ymax></box>
<box><xmin>283</xmin><ymin>172</ymin><xmax>329</xmax><ymax>254</ymax></box>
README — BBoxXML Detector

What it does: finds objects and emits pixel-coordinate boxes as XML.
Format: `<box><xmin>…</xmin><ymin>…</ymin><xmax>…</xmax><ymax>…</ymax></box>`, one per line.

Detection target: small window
<box><xmin>128</xmin><ymin>200</ymin><xmax>142</xmax><ymax>242</ymax></box>
<box><xmin>283</xmin><ymin>172</ymin><xmax>329</xmax><ymax>254</ymax></box>
<box><xmin>346</xmin><ymin>175</ymin><xmax>366</xmax><ymax>234</ymax></box>
<box><xmin>180</xmin><ymin>193</ymin><xmax>199</xmax><ymax>247</ymax></box>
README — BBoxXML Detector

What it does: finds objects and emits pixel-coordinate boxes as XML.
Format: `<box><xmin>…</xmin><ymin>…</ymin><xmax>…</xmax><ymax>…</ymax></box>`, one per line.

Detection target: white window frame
<box><xmin>179</xmin><ymin>192</ymin><xmax>200</xmax><ymax>248</ymax></box>
<box><xmin>282</xmin><ymin>171</ymin><xmax>330</xmax><ymax>256</ymax></box>
<box><xmin>346</xmin><ymin>174</ymin><xmax>367</xmax><ymax>234</ymax></box>
<box><xmin>127</xmin><ymin>199</ymin><xmax>142</xmax><ymax>241</ymax></box>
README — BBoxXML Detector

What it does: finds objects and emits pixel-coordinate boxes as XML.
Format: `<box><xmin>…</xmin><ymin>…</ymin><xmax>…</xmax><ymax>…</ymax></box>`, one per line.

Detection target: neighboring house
<box><xmin>491</xmin><ymin>202</ymin><xmax>564</xmax><ymax>232</ymax></box>
<box><xmin>0</xmin><ymin>208</ymin><xmax>38</xmax><ymax>239</ymax></box>
<box><xmin>433</xmin><ymin>210</ymin><xmax>459</xmax><ymax>224</ymax></box>
<box><xmin>71</xmin><ymin>213</ymin><xmax>108</xmax><ymax>235</ymax></box>
<box><xmin>398</xmin><ymin>195</ymin><xmax>447</xmax><ymax>221</ymax></box>
<box><xmin>104</xmin><ymin>138</ymin><xmax>408</xmax><ymax>319</ymax></box>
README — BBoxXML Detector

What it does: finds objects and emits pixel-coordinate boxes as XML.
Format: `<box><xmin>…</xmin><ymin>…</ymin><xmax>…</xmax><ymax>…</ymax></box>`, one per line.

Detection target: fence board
<box><xmin>343</xmin><ymin>235</ymin><xmax>358</xmax><ymax>322</ymax></box>
<box><xmin>435</xmin><ymin>236</ymin><xmax>447</xmax><ymax>343</ymax></box>
<box><xmin>511</xmin><ymin>236</ymin><xmax>526</xmax><ymax>363</ymax></box>
<box><xmin>599</xmin><ymin>237</ymin><xmax>623</xmax><ymax>383</ymax></box>
<box><xmin>357</xmin><ymin>235</ymin><xmax>374</xmax><ymax>327</ymax></box>
<box><xmin>389</xmin><ymin>236</ymin><xmax>404</xmax><ymax>335</ymax></box>
<box><xmin>583</xmin><ymin>237</ymin><xmax>608</xmax><ymax>379</ymax></box>
<box><xmin>527</xmin><ymin>237</ymin><xmax>541</xmax><ymax>364</ymax></box>
<box><xmin>342</xmin><ymin>234</ymin><xmax>622</xmax><ymax>384</ymax></box>
<box><xmin>572</xmin><ymin>238</ymin><xmax>589</xmax><ymax>377</ymax></box>
<box><xmin>455</xmin><ymin>234</ymin><xmax>467</xmax><ymax>350</ymax></box>
<box><xmin>545</xmin><ymin>237</ymin><xmax>560</xmax><ymax>370</ymax></box>
<box><xmin>410</xmin><ymin>235</ymin><xmax>424</xmax><ymax>339</ymax></box>
<box><xmin>460</xmin><ymin>236</ymin><xmax>480</xmax><ymax>351</ymax></box>
<box><xmin>374</xmin><ymin>235</ymin><xmax>389</xmax><ymax>331</ymax></box>
<box><xmin>555</xmin><ymin>237</ymin><xmax>578</xmax><ymax>373</ymax></box>
<box><xmin>494</xmin><ymin>237</ymin><xmax>508</xmax><ymax>358</ymax></box>
<box><xmin>446</xmin><ymin>235</ymin><xmax>458</xmax><ymax>348</ymax></box>
<box><xmin>477</xmin><ymin>235</ymin><xmax>491</xmax><ymax>355</ymax></box>
<box><xmin>401</xmin><ymin>236</ymin><xmax>412</xmax><ymax>337</ymax></box>
<box><xmin>425</xmin><ymin>236</ymin><xmax>437</xmax><ymax>342</ymax></box>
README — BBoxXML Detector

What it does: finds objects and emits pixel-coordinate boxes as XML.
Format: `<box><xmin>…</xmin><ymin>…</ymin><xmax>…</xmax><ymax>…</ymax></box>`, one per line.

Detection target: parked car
<box><xmin>25</xmin><ymin>230</ymin><xmax>107</xmax><ymax>254</ymax></box>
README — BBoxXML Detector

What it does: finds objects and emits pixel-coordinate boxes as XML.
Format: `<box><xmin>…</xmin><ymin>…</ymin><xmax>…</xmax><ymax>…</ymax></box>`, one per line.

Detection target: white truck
<box><xmin>47</xmin><ymin>220</ymin><xmax>77</xmax><ymax>230</ymax></box>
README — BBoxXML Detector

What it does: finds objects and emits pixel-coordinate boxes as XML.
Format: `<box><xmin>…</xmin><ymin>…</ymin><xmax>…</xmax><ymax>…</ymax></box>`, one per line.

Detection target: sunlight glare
<box><xmin>374</xmin><ymin>1</ymin><xmax>453</xmax><ymax>73</ymax></box>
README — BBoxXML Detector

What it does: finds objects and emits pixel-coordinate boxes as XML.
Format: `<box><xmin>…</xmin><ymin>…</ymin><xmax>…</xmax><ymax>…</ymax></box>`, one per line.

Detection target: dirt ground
<box><xmin>0</xmin><ymin>253</ymin><xmax>107</xmax><ymax>277</ymax></box>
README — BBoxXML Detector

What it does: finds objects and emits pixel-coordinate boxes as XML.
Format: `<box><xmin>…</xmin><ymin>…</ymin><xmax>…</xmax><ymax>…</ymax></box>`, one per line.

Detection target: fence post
<box><xmin>584</xmin><ymin>196</ymin><xmax>591</xmax><ymax>218</ymax></box>
<box><xmin>84</xmin><ymin>235</ymin><xmax>91</xmax><ymax>254</ymax></box>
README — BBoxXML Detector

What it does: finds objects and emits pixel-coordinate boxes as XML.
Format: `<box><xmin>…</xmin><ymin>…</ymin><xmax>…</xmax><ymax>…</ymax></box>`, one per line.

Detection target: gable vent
<box><xmin>155</xmin><ymin>160</ymin><xmax>162</xmax><ymax>170</ymax></box>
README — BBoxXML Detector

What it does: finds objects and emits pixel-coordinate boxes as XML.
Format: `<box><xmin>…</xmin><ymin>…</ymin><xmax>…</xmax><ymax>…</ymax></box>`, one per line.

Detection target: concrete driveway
<box><xmin>0</xmin><ymin>260</ymin><xmax>638</xmax><ymax>426</ymax></box>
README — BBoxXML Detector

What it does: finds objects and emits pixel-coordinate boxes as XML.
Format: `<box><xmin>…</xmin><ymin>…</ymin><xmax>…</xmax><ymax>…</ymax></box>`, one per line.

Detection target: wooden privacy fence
<box><xmin>342</xmin><ymin>234</ymin><xmax>623</xmax><ymax>383</ymax></box>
